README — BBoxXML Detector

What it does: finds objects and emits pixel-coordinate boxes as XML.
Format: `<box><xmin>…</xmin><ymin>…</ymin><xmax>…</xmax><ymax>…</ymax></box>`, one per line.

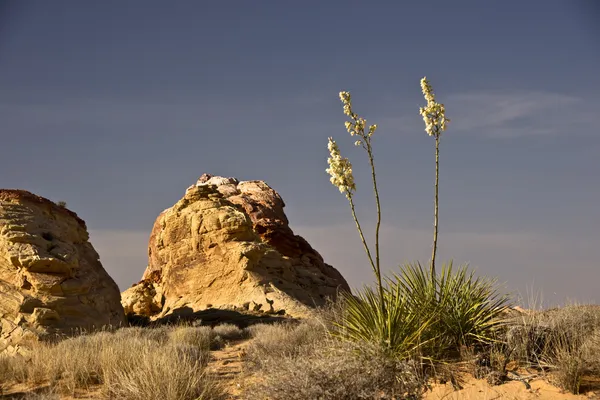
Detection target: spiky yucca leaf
<box><xmin>437</xmin><ymin>262</ymin><xmax>510</xmax><ymax>347</ymax></box>
<box><xmin>394</xmin><ymin>262</ymin><xmax>510</xmax><ymax>354</ymax></box>
<box><xmin>334</xmin><ymin>287</ymin><xmax>430</xmax><ymax>359</ymax></box>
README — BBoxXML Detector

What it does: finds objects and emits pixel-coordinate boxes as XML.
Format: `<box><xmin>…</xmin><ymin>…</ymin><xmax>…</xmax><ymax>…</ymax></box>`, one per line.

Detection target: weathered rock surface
<box><xmin>0</xmin><ymin>190</ymin><xmax>126</xmax><ymax>354</ymax></box>
<box><xmin>122</xmin><ymin>174</ymin><xmax>350</xmax><ymax>319</ymax></box>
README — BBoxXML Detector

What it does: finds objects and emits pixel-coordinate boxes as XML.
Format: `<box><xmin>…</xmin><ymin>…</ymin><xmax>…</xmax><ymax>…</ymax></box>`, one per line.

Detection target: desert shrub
<box><xmin>540</xmin><ymin>306</ymin><xmax>600</xmax><ymax>394</ymax></box>
<box><xmin>243</xmin><ymin>336</ymin><xmax>424</xmax><ymax>400</ymax></box>
<box><xmin>212</xmin><ymin>323</ymin><xmax>246</xmax><ymax>341</ymax></box>
<box><xmin>51</xmin><ymin>332</ymin><xmax>114</xmax><ymax>392</ymax></box>
<box><xmin>244</xmin><ymin>321</ymin><xmax>324</xmax><ymax>367</ymax></box>
<box><xmin>503</xmin><ymin>304</ymin><xmax>600</xmax><ymax>394</ymax></box>
<box><xmin>19</xmin><ymin>342</ymin><xmax>62</xmax><ymax>385</ymax></box>
<box><xmin>102</xmin><ymin>339</ymin><xmax>220</xmax><ymax>400</ymax></box>
<box><xmin>0</xmin><ymin>334</ymin><xmax>108</xmax><ymax>392</ymax></box>
<box><xmin>168</xmin><ymin>326</ymin><xmax>214</xmax><ymax>351</ymax></box>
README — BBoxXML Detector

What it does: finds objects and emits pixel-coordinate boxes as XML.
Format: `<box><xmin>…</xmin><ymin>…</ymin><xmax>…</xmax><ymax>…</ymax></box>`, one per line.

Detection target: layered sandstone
<box><xmin>0</xmin><ymin>190</ymin><xmax>126</xmax><ymax>354</ymax></box>
<box><xmin>122</xmin><ymin>175</ymin><xmax>350</xmax><ymax>319</ymax></box>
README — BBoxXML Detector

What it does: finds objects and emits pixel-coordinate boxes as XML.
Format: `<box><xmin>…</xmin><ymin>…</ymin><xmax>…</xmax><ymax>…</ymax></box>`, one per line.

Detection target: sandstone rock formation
<box><xmin>0</xmin><ymin>190</ymin><xmax>126</xmax><ymax>354</ymax></box>
<box><xmin>122</xmin><ymin>174</ymin><xmax>350</xmax><ymax>319</ymax></box>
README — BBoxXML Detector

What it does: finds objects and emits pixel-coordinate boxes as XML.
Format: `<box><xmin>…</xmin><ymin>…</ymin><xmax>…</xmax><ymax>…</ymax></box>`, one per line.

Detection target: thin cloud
<box><xmin>447</xmin><ymin>92</ymin><xmax>581</xmax><ymax>137</ymax></box>
<box><xmin>376</xmin><ymin>91</ymin><xmax>597</xmax><ymax>139</ymax></box>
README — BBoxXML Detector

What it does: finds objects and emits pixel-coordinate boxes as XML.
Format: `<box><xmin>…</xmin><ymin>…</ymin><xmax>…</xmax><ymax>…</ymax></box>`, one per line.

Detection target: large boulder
<box><xmin>122</xmin><ymin>174</ymin><xmax>350</xmax><ymax>319</ymax></box>
<box><xmin>0</xmin><ymin>190</ymin><xmax>126</xmax><ymax>354</ymax></box>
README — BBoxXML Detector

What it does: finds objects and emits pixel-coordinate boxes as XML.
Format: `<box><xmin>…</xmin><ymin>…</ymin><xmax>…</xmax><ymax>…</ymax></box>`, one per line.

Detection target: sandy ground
<box><xmin>425</xmin><ymin>377</ymin><xmax>599</xmax><ymax>400</ymax></box>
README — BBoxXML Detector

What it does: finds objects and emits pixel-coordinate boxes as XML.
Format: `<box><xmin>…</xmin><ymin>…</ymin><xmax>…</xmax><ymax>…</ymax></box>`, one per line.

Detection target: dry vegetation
<box><xmin>0</xmin><ymin>323</ymin><xmax>245</xmax><ymax>399</ymax></box>
<box><xmin>241</xmin><ymin>319</ymin><xmax>424</xmax><ymax>399</ymax></box>
<box><xmin>502</xmin><ymin>303</ymin><xmax>600</xmax><ymax>394</ymax></box>
<box><xmin>238</xmin><ymin>303</ymin><xmax>600</xmax><ymax>399</ymax></box>
<box><xmin>1</xmin><ymin>304</ymin><xmax>599</xmax><ymax>399</ymax></box>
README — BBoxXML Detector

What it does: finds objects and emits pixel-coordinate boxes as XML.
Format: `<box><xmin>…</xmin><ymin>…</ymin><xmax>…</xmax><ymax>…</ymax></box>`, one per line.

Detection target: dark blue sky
<box><xmin>1</xmin><ymin>1</ymin><xmax>598</xmax><ymax>305</ymax></box>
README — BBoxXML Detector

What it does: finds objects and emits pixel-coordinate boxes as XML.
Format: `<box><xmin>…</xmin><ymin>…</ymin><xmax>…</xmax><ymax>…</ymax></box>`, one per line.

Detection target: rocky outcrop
<box><xmin>122</xmin><ymin>174</ymin><xmax>350</xmax><ymax>319</ymax></box>
<box><xmin>0</xmin><ymin>190</ymin><xmax>126</xmax><ymax>354</ymax></box>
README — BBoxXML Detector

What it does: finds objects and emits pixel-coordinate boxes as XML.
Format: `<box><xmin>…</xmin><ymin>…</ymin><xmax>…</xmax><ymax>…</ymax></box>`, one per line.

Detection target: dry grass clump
<box><xmin>212</xmin><ymin>323</ymin><xmax>246</xmax><ymax>341</ymax></box>
<box><xmin>168</xmin><ymin>326</ymin><xmax>214</xmax><ymax>350</ymax></box>
<box><xmin>101</xmin><ymin>338</ymin><xmax>217</xmax><ymax>400</ymax></box>
<box><xmin>1</xmin><ymin>325</ymin><xmax>228</xmax><ymax>400</ymax></box>
<box><xmin>242</xmin><ymin>320</ymin><xmax>425</xmax><ymax>399</ymax></box>
<box><xmin>244</xmin><ymin>320</ymin><xmax>324</xmax><ymax>365</ymax></box>
<box><xmin>504</xmin><ymin>303</ymin><xmax>600</xmax><ymax>394</ymax></box>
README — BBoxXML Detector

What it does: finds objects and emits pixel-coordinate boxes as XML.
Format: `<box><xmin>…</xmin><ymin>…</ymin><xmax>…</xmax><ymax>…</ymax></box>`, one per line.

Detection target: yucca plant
<box><xmin>394</xmin><ymin>262</ymin><xmax>510</xmax><ymax>356</ymax></box>
<box><xmin>334</xmin><ymin>286</ymin><xmax>431</xmax><ymax>360</ymax></box>
<box><xmin>325</xmin><ymin>80</ymin><xmax>510</xmax><ymax>365</ymax></box>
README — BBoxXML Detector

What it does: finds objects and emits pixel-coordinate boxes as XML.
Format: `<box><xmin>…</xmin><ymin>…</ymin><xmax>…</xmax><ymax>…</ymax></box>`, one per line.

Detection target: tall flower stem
<box><xmin>348</xmin><ymin>195</ymin><xmax>377</xmax><ymax>280</ymax></box>
<box><xmin>419</xmin><ymin>77</ymin><xmax>449</xmax><ymax>285</ymax></box>
<box><xmin>431</xmin><ymin>136</ymin><xmax>440</xmax><ymax>282</ymax></box>
<box><xmin>330</xmin><ymin>91</ymin><xmax>386</xmax><ymax>319</ymax></box>
<box><xmin>365</xmin><ymin>141</ymin><xmax>384</xmax><ymax>310</ymax></box>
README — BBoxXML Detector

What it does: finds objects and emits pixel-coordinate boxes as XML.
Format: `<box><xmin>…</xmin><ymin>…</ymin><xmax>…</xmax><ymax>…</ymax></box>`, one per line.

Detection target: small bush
<box><xmin>212</xmin><ymin>323</ymin><xmax>246</xmax><ymax>341</ymax></box>
<box><xmin>168</xmin><ymin>326</ymin><xmax>214</xmax><ymax>351</ymax></box>
<box><xmin>244</xmin><ymin>321</ymin><xmax>324</xmax><ymax>368</ymax></box>
<box><xmin>541</xmin><ymin>306</ymin><xmax>600</xmax><ymax>394</ymax></box>
<box><xmin>504</xmin><ymin>304</ymin><xmax>600</xmax><ymax>394</ymax></box>
<box><xmin>102</xmin><ymin>340</ymin><xmax>220</xmax><ymax>400</ymax></box>
<box><xmin>243</xmin><ymin>337</ymin><xmax>424</xmax><ymax>400</ymax></box>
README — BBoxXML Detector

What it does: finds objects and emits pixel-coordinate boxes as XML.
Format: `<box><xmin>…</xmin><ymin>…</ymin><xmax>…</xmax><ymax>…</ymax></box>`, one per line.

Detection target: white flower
<box><xmin>326</xmin><ymin>137</ymin><xmax>356</xmax><ymax>198</ymax></box>
<box><xmin>419</xmin><ymin>77</ymin><xmax>449</xmax><ymax>138</ymax></box>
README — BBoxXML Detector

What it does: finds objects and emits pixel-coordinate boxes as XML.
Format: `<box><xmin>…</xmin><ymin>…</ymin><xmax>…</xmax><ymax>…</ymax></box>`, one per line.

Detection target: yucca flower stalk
<box><xmin>419</xmin><ymin>77</ymin><xmax>449</xmax><ymax>283</ymax></box>
<box><xmin>327</xmin><ymin>91</ymin><xmax>384</xmax><ymax>315</ymax></box>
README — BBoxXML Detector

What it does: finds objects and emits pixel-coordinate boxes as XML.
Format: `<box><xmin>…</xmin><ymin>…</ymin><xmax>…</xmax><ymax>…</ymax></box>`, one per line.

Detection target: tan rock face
<box><xmin>0</xmin><ymin>190</ymin><xmax>126</xmax><ymax>354</ymax></box>
<box><xmin>123</xmin><ymin>175</ymin><xmax>350</xmax><ymax>318</ymax></box>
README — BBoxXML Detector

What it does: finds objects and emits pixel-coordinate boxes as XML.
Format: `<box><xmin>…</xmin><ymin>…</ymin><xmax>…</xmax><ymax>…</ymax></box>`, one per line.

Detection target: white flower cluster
<box><xmin>419</xmin><ymin>77</ymin><xmax>449</xmax><ymax>138</ymax></box>
<box><xmin>326</xmin><ymin>137</ymin><xmax>356</xmax><ymax>199</ymax></box>
<box><xmin>339</xmin><ymin>91</ymin><xmax>377</xmax><ymax>147</ymax></box>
